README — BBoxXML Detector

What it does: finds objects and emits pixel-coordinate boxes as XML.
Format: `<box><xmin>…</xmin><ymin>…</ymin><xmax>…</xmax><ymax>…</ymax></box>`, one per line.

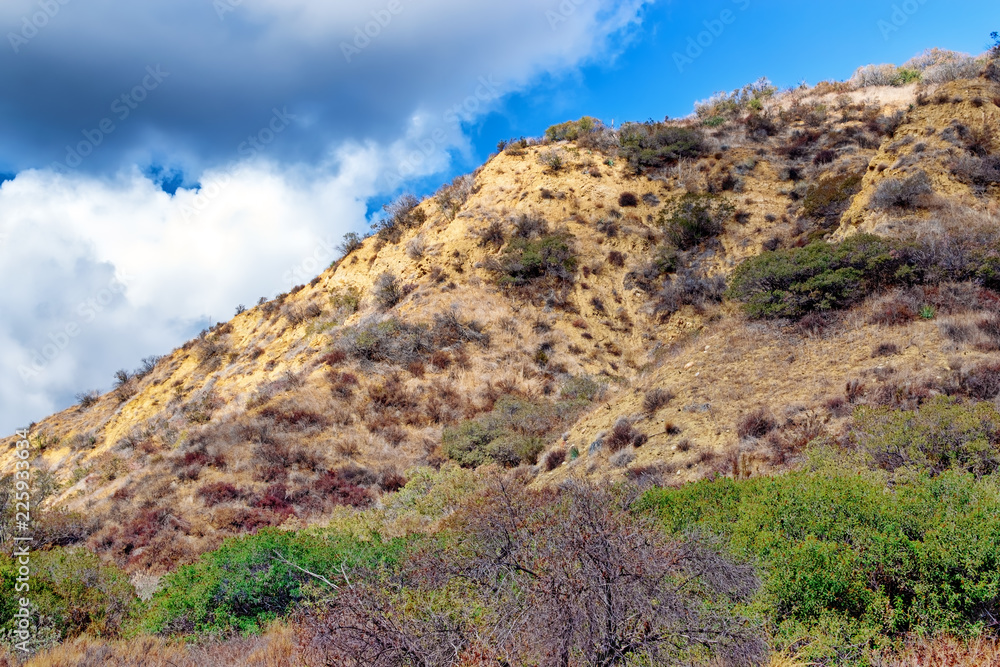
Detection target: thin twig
<box><xmin>273</xmin><ymin>550</ymin><xmax>340</xmax><ymax>589</ymax></box>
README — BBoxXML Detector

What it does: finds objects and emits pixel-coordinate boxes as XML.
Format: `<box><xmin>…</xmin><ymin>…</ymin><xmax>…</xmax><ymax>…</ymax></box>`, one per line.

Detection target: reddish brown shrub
<box><xmin>642</xmin><ymin>388</ymin><xmax>674</xmax><ymax>414</ymax></box>
<box><xmin>618</xmin><ymin>192</ymin><xmax>639</xmax><ymax>207</ymax></box>
<box><xmin>313</xmin><ymin>470</ymin><xmax>372</xmax><ymax>508</ymax></box>
<box><xmin>796</xmin><ymin>311</ymin><xmax>830</xmax><ymax>335</ymax></box>
<box><xmin>33</xmin><ymin>511</ymin><xmax>97</xmax><ymax>548</ymax></box>
<box><xmin>604</xmin><ymin>418</ymin><xmax>648</xmax><ymax>452</ymax></box>
<box><xmin>251</xmin><ymin>484</ymin><xmax>296</xmax><ymax>518</ymax></box>
<box><xmin>826</xmin><ymin>395</ymin><xmax>851</xmax><ymax>418</ymax></box>
<box><xmin>320</xmin><ymin>350</ymin><xmax>347</xmax><ymax>366</ymax></box>
<box><xmin>198</xmin><ymin>481</ymin><xmax>244</xmax><ymax>506</ymax></box>
<box><xmin>259</xmin><ymin>406</ymin><xmax>330</xmax><ymax>430</ymax></box>
<box><xmin>736</xmin><ymin>407</ymin><xmax>776</xmax><ymax>439</ymax></box>
<box><xmin>96</xmin><ymin>507</ymin><xmax>180</xmax><ymax>564</ymax></box>
<box><xmin>212</xmin><ymin>507</ymin><xmax>283</xmax><ymax>533</ymax></box>
<box><xmin>367</xmin><ymin>375</ymin><xmax>415</xmax><ymax>411</ymax></box>
<box><xmin>430</xmin><ymin>350</ymin><xmax>452</xmax><ymax>370</ymax></box>
<box><xmin>542</xmin><ymin>448</ymin><xmax>567</xmax><ymax>471</ymax></box>
<box><xmin>380</xmin><ymin>424</ymin><xmax>408</xmax><ymax>447</ymax></box>
<box><xmin>872</xmin><ymin>342</ymin><xmax>900</xmax><ymax>357</ymax></box>
<box><xmin>377</xmin><ymin>467</ymin><xmax>407</xmax><ymax>492</ymax></box>
<box><xmin>868</xmin><ymin>298</ymin><xmax>916</xmax><ymax>326</ymax></box>
<box><xmin>182</xmin><ymin>451</ymin><xmax>210</xmax><ymax>467</ymax></box>
<box><xmin>813</xmin><ymin>149</ymin><xmax>836</xmax><ymax>165</ymax></box>
<box><xmin>846</xmin><ymin>378</ymin><xmax>866</xmax><ymax>403</ymax></box>
<box><xmin>329</xmin><ymin>370</ymin><xmax>359</xmax><ymax>398</ymax></box>
<box><xmin>964</xmin><ymin>361</ymin><xmax>1000</xmax><ymax>400</ymax></box>
<box><xmin>255</xmin><ymin>464</ymin><xmax>288</xmax><ymax>483</ymax></box>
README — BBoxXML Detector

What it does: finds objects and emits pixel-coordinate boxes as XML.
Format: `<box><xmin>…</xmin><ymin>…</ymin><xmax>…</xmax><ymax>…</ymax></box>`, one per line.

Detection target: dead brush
<box><xmin>871</xmin><ymin>635</ymin><xmax>1000</xmax><ymax>667</ymax></box>
<box><xmin>845</xmin><ymin>378</ymin><xmax>866</xmax><ymax>403</ymax></box>
<box><xmin>642</xmin><ymin>388</ymin><xmax>675</xmax><ymax>415</ymax></box>
<box><xmin>604</xmin><ymin>418</ymin><xmax>648</xmax><ymax>452</ymax></box>
<box><xmin>867</xmin><ymin>290</ymin><xmax>918</xmax><ymax>326</ymax></box>
<box><xmin>542</xmin><ymin>448</ymin><xmax>567</xmax><ymax>471</ymax></box>
<box><xmin>736</xmin><ymin>406</ymin><xmax>776</xmax><ymax>440</ymax></box>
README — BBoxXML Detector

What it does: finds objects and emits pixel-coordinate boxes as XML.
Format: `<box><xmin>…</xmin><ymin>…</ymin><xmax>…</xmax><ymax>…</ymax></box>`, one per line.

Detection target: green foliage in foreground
<box><xmin>139</xmin><ymin>529</ymin><xmax>406</xmax><ymax>636</ymax></box>
<box><xmin>854</xmin><ymin>396</ymin><xmax>1000</xmax><ymax>478</ymax></box>
<box><xmin>637</xmin><ymin>466</ymin><xmax>1000</xmax><ymax>665</ymax></box>
<box><xmin>0</xmin><ymin>548</ymin><xmax>136</xmax><ymax>645</ymax></box>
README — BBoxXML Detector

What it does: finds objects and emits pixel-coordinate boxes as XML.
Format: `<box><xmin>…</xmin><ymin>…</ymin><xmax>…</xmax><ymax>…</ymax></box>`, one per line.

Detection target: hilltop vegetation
<box><xmin>1</xmin><ymin>40</ymin><xmax>1000</xmax><ymax>665</ymax></box>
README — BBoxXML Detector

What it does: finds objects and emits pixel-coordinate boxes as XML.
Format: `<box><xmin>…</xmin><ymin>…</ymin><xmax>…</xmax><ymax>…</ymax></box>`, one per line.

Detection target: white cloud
<box><xmin>0</xmin><ymin>152</ymin><xmax>377</xmax><ymax>432</ymax></box>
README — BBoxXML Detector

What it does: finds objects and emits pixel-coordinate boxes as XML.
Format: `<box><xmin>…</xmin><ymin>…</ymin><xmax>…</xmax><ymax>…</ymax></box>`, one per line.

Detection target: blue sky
<box><xmin>0</xmin><ymin>0</ymin><xmax>996</xmax><ymax>433</ymax></box>
<box><xmin>456</xmin><ymin>0</ymin><xmax>999</xmax><ymax>175</ymax></box>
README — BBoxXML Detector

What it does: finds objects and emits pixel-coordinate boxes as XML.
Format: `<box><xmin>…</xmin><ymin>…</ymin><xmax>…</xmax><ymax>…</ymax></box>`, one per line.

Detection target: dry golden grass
<box><xmin>870</xmin><ymin>635</ymin><xmax>1000</xmax><ymax>666</ymax></box>
<box><xmin>7</xmin><ymin>624</ymin><xmax>300</xmax><ymax>667</ymax></box>
<box><xmin>549</xmin><ymin>281</ymin><xmax>1000</xmax><ymax>483</ymax></box>
<box><xmin>836</xmin><ymin>78</ymin><xmax>1000</xmax><ymax>235</ymax></box>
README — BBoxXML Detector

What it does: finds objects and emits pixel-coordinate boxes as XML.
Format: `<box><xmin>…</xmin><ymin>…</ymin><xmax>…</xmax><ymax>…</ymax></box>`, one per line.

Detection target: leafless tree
<box><xmin>301</xmin><ymin>476</ymin><xmax>765</xmax><ymax>667</ymax></box>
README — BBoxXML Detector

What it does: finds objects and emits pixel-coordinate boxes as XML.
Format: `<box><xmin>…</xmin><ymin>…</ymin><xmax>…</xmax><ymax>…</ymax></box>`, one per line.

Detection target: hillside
<box><xmin>2</xmin><ymin>45</ymin><xmax>1000</xmax><ymax>666</ymax></box>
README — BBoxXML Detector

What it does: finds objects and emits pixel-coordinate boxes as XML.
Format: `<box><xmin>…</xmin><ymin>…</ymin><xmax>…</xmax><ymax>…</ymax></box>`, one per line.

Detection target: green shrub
<box><xmin>637</xmin><ymin>469</ymin><xmax>1000</xmax><ymax>664</ymax></box>
<box><xmin>618</xmin><ymin>123</ymin><xmax>705</xmax><ymax>173</ymax></box>
<box><xmin>657</xmin><ymin>193</ymin><xmax>733</xmax><ymax>250</ymax></box>
<box><xmin>495</xmin><ymin>234</ymin><xmax>577</xmax><ymax>287</ymax></box>
<box><xmin>545</xmin><ymin>116</ymin><xmax>600</xmax><ymax>142</ymax></box>
<box><xmin>727</xmin><ymin>233</ymin><xmax>913</xmax><ymax>319</ymax></box>
<box><xmin>694</xmin><ymin>77</ymin><xmax>777</xmax><ymax>119</ymax></box>
<box><xmin>853</xmin><ymin>396</ymin><xmax>1000</xmax><ymax>477</ymax></box>
<box><xmin>443</xmin><ymin>395</ymin><xmax>589</xmax><ymax>468</ymax></box>
<box><xmin>893</xmin><ymin>67</ymin><xmax>922</xmax><ymax>85</ymax></box>
<box><xmin>801</xmin><ymin>172</ymin><xmax>864</xmax><ymax>220</ymax></box>
<box><xmin>140</xmin><ymin>529</ymin><xmax>405</xmax><ymax>636</ymax></box>
<box><xmin>0</xmin><ymin>548</ymin><xmax>136</xmax><ymax>642</ymax></box>
<box><xmin>560</xmin><ymin>375</ymin><xmax>605</xmax><ymax>402</ymax></box>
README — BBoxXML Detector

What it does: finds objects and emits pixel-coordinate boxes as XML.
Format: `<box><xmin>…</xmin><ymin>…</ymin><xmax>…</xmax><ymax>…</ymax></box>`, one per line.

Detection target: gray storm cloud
<box><xmin>0</xmin><ymin>0</ymin><xmax>648</xmax><ymax>175</ymax></box>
